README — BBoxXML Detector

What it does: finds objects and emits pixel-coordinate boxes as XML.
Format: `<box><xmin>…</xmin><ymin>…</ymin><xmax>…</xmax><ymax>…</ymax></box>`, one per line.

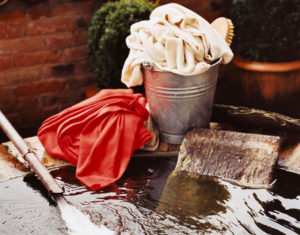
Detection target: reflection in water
<box><xmin>0</xmin><ymin>157</ymin><xmax>300</xmax><ymax>235</ymax></box>
<box><xmin>156</xmin><ymin>171</ymin><xmax>230</xmax><ymax>234</ymax></box>
<box><xmin>157</xmin><ymin>171</ymin><xmax>229</xmax><ymax>216</ymax></box>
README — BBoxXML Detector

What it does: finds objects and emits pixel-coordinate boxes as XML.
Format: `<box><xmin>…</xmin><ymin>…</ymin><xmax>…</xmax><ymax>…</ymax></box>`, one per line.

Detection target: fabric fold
<box><xmin>38</xmin><ymin>89</ymin><xmax>152</xmax><ymax>190</ymax></box>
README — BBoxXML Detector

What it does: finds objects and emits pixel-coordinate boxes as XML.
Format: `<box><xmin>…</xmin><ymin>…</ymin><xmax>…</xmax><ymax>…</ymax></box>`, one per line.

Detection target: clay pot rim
<box><xmin>233</xmin><ymin>55</ymin><xmax>300</xmax><ymax>73</ymax></box>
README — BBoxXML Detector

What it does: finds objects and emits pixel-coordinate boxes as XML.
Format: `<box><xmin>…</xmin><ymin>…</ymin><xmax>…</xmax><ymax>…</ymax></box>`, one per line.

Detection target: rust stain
<box><xmin>0</xmin><ymin>145</ymin><xmax>29</xmax><ymax>172</ymax></box>
<box><xmin>41</xmin><ymin>151</ymin><xmax>57</xmax><ymax>166</ymax></box>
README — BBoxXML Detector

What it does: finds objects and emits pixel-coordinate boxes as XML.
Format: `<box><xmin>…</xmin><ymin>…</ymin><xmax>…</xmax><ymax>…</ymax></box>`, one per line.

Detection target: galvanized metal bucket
<box><xmin>143</xmin><ymin>58</ymin><xmax>222</xmax><ymax>144</ymax></box>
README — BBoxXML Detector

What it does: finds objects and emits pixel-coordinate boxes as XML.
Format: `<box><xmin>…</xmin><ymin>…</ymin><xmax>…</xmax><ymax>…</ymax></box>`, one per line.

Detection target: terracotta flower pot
<box><xmin>233</xmin><ymin>56</ymin><xmax>300</xmax><ymax>117</ymax></box>
<box><xmin>85</xmin><ymin>83</ymin><xmax>98</xmax><ymax>98</ymax></box>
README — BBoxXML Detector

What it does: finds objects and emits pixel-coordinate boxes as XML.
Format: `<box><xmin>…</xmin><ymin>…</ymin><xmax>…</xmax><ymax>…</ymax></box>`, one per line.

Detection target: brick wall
<box><xmin>0</xmin><ymin>0</ymin><xmax>104</xmax><ymax>140</ymax></box>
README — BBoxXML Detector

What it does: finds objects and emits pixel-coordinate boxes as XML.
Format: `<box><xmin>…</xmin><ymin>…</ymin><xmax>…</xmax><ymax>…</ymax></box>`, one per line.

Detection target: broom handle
<box><xmin>0</xmin><ymin>111</ymin><xmax>28</xmax><ymax>155</ymax></box>
<box><xmin>0</xmin><ymin>110</ymin><xmax>63</xmax><ymax>194</ymax></box>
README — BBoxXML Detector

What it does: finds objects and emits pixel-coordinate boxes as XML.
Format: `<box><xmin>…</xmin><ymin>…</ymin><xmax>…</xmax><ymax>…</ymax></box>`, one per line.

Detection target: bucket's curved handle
<box><xmin>142</xmin><ymin>61</ymin><xmax>153</xmax><ymax>70</ymax></box>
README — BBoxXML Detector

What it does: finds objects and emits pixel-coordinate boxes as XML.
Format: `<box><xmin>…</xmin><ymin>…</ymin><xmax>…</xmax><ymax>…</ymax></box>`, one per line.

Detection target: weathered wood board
<box><xmin>0</xmin><ymin>144</ymin><xmax>29</xmax><ymax>181</ymax></box>
<box><xmin>212</xmin><ymin>104</ymin><xmax>300</xmax><ymax>133</ymax></box>
<box><xmin>0</xmin><ymin>137</ymin><xmax>69</xmax><ymax>182</ymax></box>
<box><xmin>174</xmin><ymin>128</ymin><xmax>281</xmax><ymax>187</ymax></box>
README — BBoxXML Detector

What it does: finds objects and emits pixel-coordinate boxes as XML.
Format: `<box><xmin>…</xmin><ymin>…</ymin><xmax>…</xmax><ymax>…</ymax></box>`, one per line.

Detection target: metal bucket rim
<box><xmin>142</xmin><ymin>58</ymin><xmax>222</xmax><ymax>74</ymax></box>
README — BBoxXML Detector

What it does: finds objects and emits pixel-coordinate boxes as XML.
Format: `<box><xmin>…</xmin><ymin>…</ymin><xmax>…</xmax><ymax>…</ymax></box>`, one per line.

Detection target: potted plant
<box><xmin>230</xmin><ymin>0</ymin><xmax>300</xmax><ymax>117</ymax></box>
<box><xmin>86</xmin><ymin>0</ymin><xmax>157</xmax><ymax>97</ymax></box>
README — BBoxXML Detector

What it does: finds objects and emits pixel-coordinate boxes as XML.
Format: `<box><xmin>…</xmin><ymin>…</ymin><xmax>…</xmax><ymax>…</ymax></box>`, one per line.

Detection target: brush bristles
<box><xmin>226</xmin><ymin>19</ymin><xmax>234</xmax><ymax>46</ymax></box>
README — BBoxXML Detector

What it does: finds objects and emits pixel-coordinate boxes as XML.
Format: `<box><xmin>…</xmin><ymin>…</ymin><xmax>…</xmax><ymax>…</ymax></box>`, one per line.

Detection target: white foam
<box><xmin>56</xmin><ymin>196</ymin><xmax>115</xmax><ymax>235</ymax></box>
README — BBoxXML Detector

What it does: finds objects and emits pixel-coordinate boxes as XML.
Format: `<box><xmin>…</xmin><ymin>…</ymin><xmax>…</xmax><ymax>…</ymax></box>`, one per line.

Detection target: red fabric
<box><xmin>38</xmin><ymin>89</ymin><xmax>152</xmax><ymax>190</ymax></box>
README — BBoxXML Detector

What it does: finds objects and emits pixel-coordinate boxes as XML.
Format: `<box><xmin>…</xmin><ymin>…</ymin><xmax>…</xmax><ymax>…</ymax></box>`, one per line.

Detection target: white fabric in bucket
<box><xmin>121</xmin><ymin>3</ymin><xmax>233</xmax><ymax>88</ymax></box>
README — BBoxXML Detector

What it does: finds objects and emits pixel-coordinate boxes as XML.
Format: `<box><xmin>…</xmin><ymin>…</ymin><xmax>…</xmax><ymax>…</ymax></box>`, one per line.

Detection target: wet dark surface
<box><xmin>0</xmin><ymin>157</ymin><xmax>300</xmax><ymax>235</ymax></box>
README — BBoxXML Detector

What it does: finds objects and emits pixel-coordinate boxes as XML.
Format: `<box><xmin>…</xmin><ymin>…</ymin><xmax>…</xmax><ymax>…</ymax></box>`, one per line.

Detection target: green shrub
<box><xmin>88</xmin><ymin>0</ymin><xmax>157</xmax><ymax>89</ymax></box>
<box><xmin>230</xmin><ymin>0</ymin><xmax>300</xmax><ymax>62</ymax></box>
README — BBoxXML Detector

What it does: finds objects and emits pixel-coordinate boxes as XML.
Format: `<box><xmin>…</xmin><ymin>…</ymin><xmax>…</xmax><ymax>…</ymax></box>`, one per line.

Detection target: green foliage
<box><xmin>230</xmin><ymin>0</ymin><xmax>300</xmax><ymax>62</ymax></box>
<box><xmin>88</xmin><ymin>0</ymin><xmax>157</xmax><ymax>89</ymax></box>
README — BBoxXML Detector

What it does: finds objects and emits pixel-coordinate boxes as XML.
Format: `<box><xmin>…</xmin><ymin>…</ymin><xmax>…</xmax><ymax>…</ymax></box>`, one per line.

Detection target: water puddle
<box><xmin>0</xmin><ymin>157</ymin><xmax>300</xmax><ymax>234</ymax></box>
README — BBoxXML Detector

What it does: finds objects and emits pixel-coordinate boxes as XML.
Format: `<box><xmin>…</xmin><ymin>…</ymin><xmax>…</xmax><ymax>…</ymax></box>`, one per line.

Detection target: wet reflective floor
<box><xmin>1</xmin><ymin>157</ymin><xmax>300</xmax><ymax>235</ymax></box>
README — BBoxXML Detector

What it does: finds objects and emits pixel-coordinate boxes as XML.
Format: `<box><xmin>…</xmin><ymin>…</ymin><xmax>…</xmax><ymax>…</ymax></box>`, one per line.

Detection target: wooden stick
<box><xmin>0</xmin><ymin>111</ymin><xmax>63</xmax><ymax>194</ymax></box>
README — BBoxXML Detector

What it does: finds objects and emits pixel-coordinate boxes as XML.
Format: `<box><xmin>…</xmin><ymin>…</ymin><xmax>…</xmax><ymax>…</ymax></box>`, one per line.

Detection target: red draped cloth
<box><xmin>38</xmin><ymin>89</ymin><xmax>152</xmax><ymax>190</ymax></box>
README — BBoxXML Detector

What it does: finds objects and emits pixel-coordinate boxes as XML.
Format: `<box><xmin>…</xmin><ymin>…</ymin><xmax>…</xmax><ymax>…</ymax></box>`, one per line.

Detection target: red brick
<box><xmin>0</xmin><ymin>88</ymin><xmax>14</xmax><ymax>104</ymax></box>
<box><xmin>15</xmin><ymin>80</ymin><xmax>64</xmax><ymax>97</ymax></box>
<box><xmin>47</xmin><ymin>32</ymin><xmax>87</xmax><ymax>50</ymax></box>
<box><xmin>74</xmin><ymin>1</ymin><xmax>95</xmax><ymax>15</ymax></box>
<box><xmin>39</xmin><ymin>95</ymin><xmax>58</xmax><ymax>107</ymax></box>
<box><xmin>21</xmin><ymin>110</ymin><xmax>43</xmax><ymax>123</ymax></box>
<box><xmin>74</xmin><ymin>60</ymin><xmax>93</xmax><ymax>75</ymax></box>
<box><xmin>75</xmin><ymin>16</ymin><xmax>90</xmax><ymax>29</ymax></box>
<box><xmin>26</xmin><ymin>18</ymin><xmax>76</xmax><ymax>36</ymax></box>
<box><xmin>13</xmin><ymin>51</ymin><xmax>62</xmax><ymax>67</ymax></box>
<box><xmin>16</xmin><ymin>96</ymin><xmax>39</xmax><ymax>110</ymax></box>
<box><xmin>0</xmin><ymin>56</ymin><xmax>11</xmax><ymax>71</ymax></box>
<box><xmin>0</xmin><ymin>66</ymin><xmax>41</xmax><ymax>86</ymax></box>
<box><xmin>21</xmin><ymin>107</ymin><xmax>59</xmax><ymax>123</ymax></box>
<box><xmin>0</xmin><ymin>103</ymin><xmax>17</xmax><ymax>114</ymax></box>
<box><xmin>0</xmin><ymin>24</ymin><xmax>22</xmax><ymax>39</ymax></box>
<box><xmin>64</xmin><ymin>46</ymin><xmax>87</xmax><ymax>62</ymax></box>
<box><xmin>42</xmin><ymin>63</ymin><xmax>74</xmax><ymax>78</ymax></box>
<box><xmin>65</xmin><ymin>73</ymin><xmax>94</xmax><ymax>90</ymax></box>
<box><xmin>58</xmin><ymin>88</ymin><xmax>85</xmax><ymax>107</ymax></box>
<box><xmin>53</xmin><ymin>3</ymin><xmax>76</xmax><ymax>16</ymax></box>
<box><xmin>28</xmin><ymin>7</ymin><xmax>51</xmax><ymax>20</ymax></box>
<box><xmin>1</xmin><ymin>113</ymin><xmax>20</xmax><ymax>127</ymax></box>
<box><xmin>52</xmin><ymin>1</ymin><xmax>94</xmax><ymax>16</ymax></box>
<box><xmin>0</xmin><ymin>11</ymin><xmax>26</xmax><ymax>23</ymax></box>
<box><xmin>0</xmin><ymin>69</ymin><xmax>7</xmax><ymax>86</ymax></box>
<box><xmin>0</xmin><ymin>38</ymin><xmax>46</xmax><ymax>55</ymax></box>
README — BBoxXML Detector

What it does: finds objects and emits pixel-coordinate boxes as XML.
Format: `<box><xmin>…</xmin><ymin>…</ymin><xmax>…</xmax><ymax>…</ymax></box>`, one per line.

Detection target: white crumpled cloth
<box><xmin>121</xmin><ymin>3</ymin><xmax>233</xmax><ymax>87</ymax></box>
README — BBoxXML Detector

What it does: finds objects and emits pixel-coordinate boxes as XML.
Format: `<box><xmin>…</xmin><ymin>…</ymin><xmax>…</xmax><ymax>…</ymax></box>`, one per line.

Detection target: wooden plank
<box><xmin>0</xmin><ymin>144</ymin><xmax>29</xmax><ymax>182</ymax></box>
<box><xmin>0</xmin><ymin>137</ymin><xmax>69</xmax><ymax>181</ymax></box>
<box><xmin>212</xmin><ymin>104</ymin><xmax>300</xmax><ymax>133</ymax></box>
<box><xmin>174</xmin><ymin>128</ymin><xmax>281</xmax><ymax>188</ymax></box>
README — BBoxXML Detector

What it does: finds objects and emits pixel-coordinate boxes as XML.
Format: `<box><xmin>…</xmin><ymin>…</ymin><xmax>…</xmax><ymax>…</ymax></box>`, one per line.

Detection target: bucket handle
<box><xmin>142</xmin><ymin>61</ymin><xmax>153</xmax><ymax>70</ymax></box>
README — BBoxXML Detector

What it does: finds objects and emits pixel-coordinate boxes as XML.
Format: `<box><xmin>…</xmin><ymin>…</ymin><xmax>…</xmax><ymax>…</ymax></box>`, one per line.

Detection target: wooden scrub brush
<box><xmin>211</xmin><ymin>17</ymin><xmax>234</xmax><ymax>46</ymax></box>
